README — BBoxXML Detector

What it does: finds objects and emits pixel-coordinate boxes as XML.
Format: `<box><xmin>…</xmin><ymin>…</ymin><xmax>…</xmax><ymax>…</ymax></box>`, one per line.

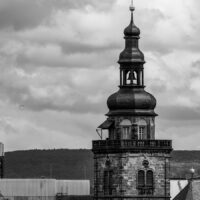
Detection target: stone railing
<box><xmin>92</xmin><ymin>139</ymin><xmax>172</xmax><ymax>153</ymax></box>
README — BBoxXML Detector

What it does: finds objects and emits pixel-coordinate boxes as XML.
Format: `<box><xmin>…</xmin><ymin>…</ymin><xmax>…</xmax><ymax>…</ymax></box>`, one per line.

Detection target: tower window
<box><xmin>138</xmin><ymin>170</ymin><xmax>145</xmax><ymax>187</ymax></box>
<box><xmin>146</xmin><ymin>170</ymin><xmax>154</xmax><ymax>187</ymax></box>
<box><xmin>122</xmin><ymin>127</ymin><xmax>130</xmax><ymax>139</ymax></box>
<box><xmin>103</xmin><ymin>169</ymin><xmax>113</xmax><ymax>195</ymax></box>
<box><xmin>137</xmin><ymin>169</ymin><xmax>154</xmax><ymax>195</ymax></box>
<box><xmin>104</xmin><ymin>157</ymin><xmax>113</xmax><ymax>196</ymax></box>
<box><xmin>137</xmin><ymin>119</ymin><xmax>147</xmax><ymax>140</ymax></box>
<box><xmin>120</xmin><ymin>119</ymin><xmax>131</xmax><ymax>139</ymax></box>
<box><xmin>138</xmin><ymin>126</ymin><xmax>145</xmax><ymax>139</ymax></box>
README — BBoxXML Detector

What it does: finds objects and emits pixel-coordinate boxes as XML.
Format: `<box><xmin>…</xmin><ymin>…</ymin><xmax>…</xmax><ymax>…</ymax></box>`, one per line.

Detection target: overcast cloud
<box><xmin>0</xmin><ymin>0</ymin><xmax>200</xmax><ymax>151</ymax></box>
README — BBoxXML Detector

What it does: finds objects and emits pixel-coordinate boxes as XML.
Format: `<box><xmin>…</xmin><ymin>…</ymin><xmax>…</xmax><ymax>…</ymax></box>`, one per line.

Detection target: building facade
<box><xmin>92</xmin><ymin>4</ymin><xmax>172</xmax><ymax>200</ymax></box>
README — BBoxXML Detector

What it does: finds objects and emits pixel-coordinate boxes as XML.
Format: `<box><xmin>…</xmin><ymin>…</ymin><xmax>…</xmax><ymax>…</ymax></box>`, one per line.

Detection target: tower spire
<box><xmin>119</xmin><ymin>1</ymin><xmax>142</xmax><ymax>65</ymax></box>
<box><xmin>129</xmin><ymin>0</ymin><xmax>135</xmax><ymax>23</ymax></box>
<box><xmin>130</xmin><ymin>0</ymin><xmax>134</xmax><ymax>9</ymax></box>
<box><xmin>92</xmin><ymin>3</ymin><xmax>172</xmax><ymax>199</ymax></box>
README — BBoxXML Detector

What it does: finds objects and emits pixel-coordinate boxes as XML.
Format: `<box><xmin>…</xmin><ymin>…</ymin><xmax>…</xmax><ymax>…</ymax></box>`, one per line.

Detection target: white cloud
<box><xmin>0</xmin><ymin>0</ymin><xmax>200</xmax><ymax>150</ymax></box>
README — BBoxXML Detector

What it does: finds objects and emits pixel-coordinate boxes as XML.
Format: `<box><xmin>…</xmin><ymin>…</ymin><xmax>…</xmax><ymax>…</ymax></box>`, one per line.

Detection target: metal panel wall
<box><xmin>0</xmin><ymin>179</ymin><xmax>90</xmax><ymax>197</ymax></box>
<box><xmin>56</xmin><ymin>180</ymin><xmax>90</xmax><ymax>195</ymax></box>
<box><xmin>0</xmin><ymin>196</ymin><xmax>55</xmax><ymax>200</ymax></box>
<box><xmin>0</xmin><ymin>179</ymin><xmax>56</xmax><ymax>196</ymax></box>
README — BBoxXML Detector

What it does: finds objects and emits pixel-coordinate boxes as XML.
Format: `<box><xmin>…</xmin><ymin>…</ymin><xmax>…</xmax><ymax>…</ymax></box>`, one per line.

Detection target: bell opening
<box><xmin>127</xmin><ymin>71</ymin><xmax>137</xmax><ymax>85</ymax></box>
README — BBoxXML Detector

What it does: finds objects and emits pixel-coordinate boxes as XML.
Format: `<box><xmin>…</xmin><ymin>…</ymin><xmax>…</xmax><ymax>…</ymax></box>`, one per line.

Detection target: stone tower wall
<box><xmin>94</xmin><ymin>153</ymin><xmax>171</xmax><ymax>199</ymax></box>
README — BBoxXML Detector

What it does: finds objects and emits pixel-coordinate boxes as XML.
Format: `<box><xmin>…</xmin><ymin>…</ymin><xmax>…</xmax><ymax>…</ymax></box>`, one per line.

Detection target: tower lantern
<box><xmin>92</xmin><ymin>3</ymin><xmax>172</xmax><ymax>200</ymax></box>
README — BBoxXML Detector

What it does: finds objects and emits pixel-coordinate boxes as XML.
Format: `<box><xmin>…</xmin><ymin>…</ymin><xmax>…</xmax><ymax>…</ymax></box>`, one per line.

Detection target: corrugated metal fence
<box><xmin>0</xmin><ymin>196</ymin><xmax>92</xmax><ymax>200</ymax></box>
<box><xmin>0</xmin><ymin>196</ymin><xmax>55</xmax><ymax>200</ymax></box>
<box><xmin>57</xmin><ymin>196</ymin><xmax>92</xmax><ymax>200</ymax></box>
<box><xmin>0</xmin><ymin>179</ymin><xmax>90</xmax><ymax>199</ymax></box>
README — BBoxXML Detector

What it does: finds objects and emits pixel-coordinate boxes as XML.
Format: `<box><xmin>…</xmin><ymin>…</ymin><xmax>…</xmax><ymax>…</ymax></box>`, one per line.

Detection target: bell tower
<box><xmin>92</xmin><ymin>2</ymin><xmax>172</xmax><ymax>200</ymax></box>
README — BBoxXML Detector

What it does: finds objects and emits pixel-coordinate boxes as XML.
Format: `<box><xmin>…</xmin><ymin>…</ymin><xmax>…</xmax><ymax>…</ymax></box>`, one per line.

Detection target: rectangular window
<box><xmin>123</xmin><ymin>127</ymin><xmax>130</xmax><ymax>139</ymax></box>
<box><xmin>138</xmin><ymin>126</ymin><xmax>145</xmax><ymax>139</ymax></box>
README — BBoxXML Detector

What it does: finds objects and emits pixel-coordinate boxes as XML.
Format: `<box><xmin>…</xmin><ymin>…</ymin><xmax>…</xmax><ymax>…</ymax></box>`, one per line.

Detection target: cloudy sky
<box><xmin>0</xmin><ymin>0</ymin><xmax>200</xmax><ymax>151</ymax></box>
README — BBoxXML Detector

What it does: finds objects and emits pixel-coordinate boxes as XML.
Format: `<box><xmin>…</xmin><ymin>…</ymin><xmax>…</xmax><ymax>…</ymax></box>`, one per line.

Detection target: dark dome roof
<box><xmin>119</xmin><ymin>48</ymin><xmax>144</xmax><ymax>63</ymax></box>
<box><xmin>118</xmin><ymin>12</ymin><xmax>144</xmax><ymax>64</ymax></box>
<box><xmin>107</xmin><ymin>87</ymin><xmax>157</xmax><ymax>116</ymax></box>
<box><xmin>124</xmin><ymin>22</ymin><xmax>140</xmax><ymax>37</ymax></box>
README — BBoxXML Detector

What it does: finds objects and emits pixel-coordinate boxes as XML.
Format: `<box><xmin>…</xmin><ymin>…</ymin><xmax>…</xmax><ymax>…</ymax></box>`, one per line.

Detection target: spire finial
<box><xmin>129</xmin><ymin>0</ymin><xmax>135</xmax><ymax>12</ymax></box>
<box><xmin>129</xmin><ymin>0</ymin><xmax>135</xmax><ymax>23</ymax></box>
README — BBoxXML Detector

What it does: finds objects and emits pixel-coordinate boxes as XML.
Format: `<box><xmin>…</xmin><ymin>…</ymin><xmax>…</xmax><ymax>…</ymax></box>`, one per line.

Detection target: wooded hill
<box><xmin>4</xmin><ymin>149</ymin><xmax>200</xmax><ymax>182</ymax></box>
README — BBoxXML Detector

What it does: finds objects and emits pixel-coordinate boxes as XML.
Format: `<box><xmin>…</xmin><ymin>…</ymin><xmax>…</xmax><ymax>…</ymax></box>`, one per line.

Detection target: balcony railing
<box><xmin>92</xmin><ymin>140</ymin><xmax>172</xmax><ymax>153</ymax></box>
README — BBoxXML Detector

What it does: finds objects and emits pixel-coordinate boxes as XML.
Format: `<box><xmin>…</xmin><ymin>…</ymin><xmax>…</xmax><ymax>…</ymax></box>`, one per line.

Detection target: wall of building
<box><xmin>109</xmin><ymin>116</ymin><xmax>155</xmax><ymax>140</ymax></box>
<box><xmin>94</xmin><ymin>153</ymin><xmax>170</xmax><ymax>199</ymax></box>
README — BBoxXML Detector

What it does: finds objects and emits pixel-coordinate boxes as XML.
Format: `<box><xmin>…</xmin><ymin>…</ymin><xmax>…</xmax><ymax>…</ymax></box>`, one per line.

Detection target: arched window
<box><xmin>138</xmin><ymin>170</ymin><xmax>145</xmax><ymax>187</ymax></box>
<box><xmin>103</xmin><ymin>158</ymin><xmax>113</xmax><ymax>195</ymax></box>
<box><xmin>120</xmin><ymin>119</ymin><xmax>131</xmax><ymax>139</ymax></box>
<box><xmin>146</xmin><ymin>170</ymin><xmax>154</xmax><ymax>187</ymax></box>
<box><xmin>150</xmin><ymin>119</ymin><xmax>155</xmax><ymax>140</ymax></box>
<box><xmin>103</xmin><ymin>169</ymin><xmax>113</xmax><ymax>195</ymax></box>
<box><xmin>137</xmin><ymin>169</ymin><xmax>154</xmax><ymax>195</ymax></box>
<box><xmin>138</xmin><ymin>119</ymin><xmax>147</xmax><ymax>140</ymax></box>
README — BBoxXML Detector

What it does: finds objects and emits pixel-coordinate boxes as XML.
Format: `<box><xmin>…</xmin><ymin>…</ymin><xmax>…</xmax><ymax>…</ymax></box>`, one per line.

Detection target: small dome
<box><xmin>107</xmin><ymin>87</ymin><xmax>157</xmax><ymax>116</ymax></box>
<box><xmin>124</xmin><ymin>22</ymin><xmax>140</xmax><ymax>37</ymax></box>
<box><xmin>118</xmin><ymin>10</ymin><xmax>144</xmax><ymax>64</ymax></box>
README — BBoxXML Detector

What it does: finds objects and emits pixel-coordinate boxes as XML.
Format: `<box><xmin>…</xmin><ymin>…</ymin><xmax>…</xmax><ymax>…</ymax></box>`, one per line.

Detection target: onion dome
<box><xmin>118</xmin><ymin>5</ymin><xmax>144</xmax><ymax>64</ymax></box>
<box><xmin>124</xmin><ymin>22</ymin><xmax>140</xmax><ymax>37</ymax></box>
<box><xmin>124</xmin><ymin>6</ymin><xmax>140</xmax><ymax>37</ymax></box>
<box><xmin>107</xmin><ymin>87</ymin><xmax>157</xmax><ymax>116</ymax></box>
<box><xmin>105</xmin><ymin>3</ymin><xmax>157</xmax><ymax>117</ymax></box>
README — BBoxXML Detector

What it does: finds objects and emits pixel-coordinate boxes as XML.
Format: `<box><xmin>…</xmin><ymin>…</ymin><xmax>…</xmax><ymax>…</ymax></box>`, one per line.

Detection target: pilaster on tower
<box><xmin>92</xmin><ymin>3</ymin><xmax>172</xmax><ymax>200</ymax></box>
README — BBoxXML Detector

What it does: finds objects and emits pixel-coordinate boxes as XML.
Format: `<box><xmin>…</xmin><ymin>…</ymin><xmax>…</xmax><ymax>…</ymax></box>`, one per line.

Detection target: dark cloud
<box><xmin>188</xmin><ymin>60</ymin><xmax>200</xmax><ymax>79</ymax></box>
<box><xmin>0</xmin><ymin>76</ymin><xmax>30</xmax><ymax>106</ymax></box>
<box><xmin>138</xmin><ymin>7</ymin><xmax>200</xmax><ymax>54</ymax></box>
<box><xmin>15</xmin><ymin>46</ymin><xmax>118</xmax><ymax>69</ymax></box>
<box><xmin>0</xmin><ymin>0</ymin><xmax>115</xmax><ymax>31</ymax></box>
<box><xmin>0</xmin><ymin>65</ymin><xmax>112</xmax><ymax>114</ymax></box>
<box><xmin>158</xmin><ymin>105</ymin><xmax>200</xmax><ymax>121</ymax></box>
<box><xmin>0</xmin><ymin>0</ymin><xmax>200</xmax><ymax>151</ymax></box>
<box><xmin>138</xmin><ymin>9</ymin><xmax>173</xmax><ymax>54</ymax></box>
<box><xmin>192</xmin><ymin>60</ymin><xmax>200</xmax><ymax>69</ymax></box>
<box><xmin>147</xmin><ymin>78</ymin><xmax>167</xmax><ymax>94</ymax></box>
<box><xmin>22</xmin><ymin>96</ymin><xmax>107</xmax><ymax>114</ymax></box>
<box><xmin>60</xmin><ymin>41</ymin><xmax>120</xmax><ymax>54</ymax></box>
<box><xmin>47</xmin><ymin>0</ymin><xmax>115</xmax><ymax>11</ymax></box>
<box><xmin>142</xmin><ymin>40</ymin><xmax>173</xmax><ymax>55</ymax></box>
<box><xmin>0</xmin><ymin>0</ymin><xmax>50</xmax><ymax>30</ymax></box>
<box><xmin>0</xmin><ymin>79</ymin><xmax>107</xmax><ymax>114</ymax></box>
